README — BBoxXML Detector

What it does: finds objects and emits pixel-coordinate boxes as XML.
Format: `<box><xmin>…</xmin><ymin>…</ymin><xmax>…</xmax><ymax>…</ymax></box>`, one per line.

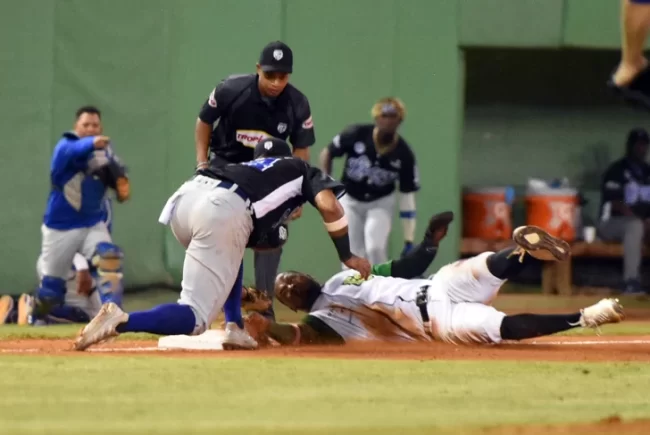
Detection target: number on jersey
<box><xmin>242</xmin><ymin>157</ymin><xmax>279</xmax><ymax>172</ymax></box>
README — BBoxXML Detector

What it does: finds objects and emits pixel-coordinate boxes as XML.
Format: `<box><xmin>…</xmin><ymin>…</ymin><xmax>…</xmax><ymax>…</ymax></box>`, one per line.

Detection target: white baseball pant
<box><xmin>426</xmin><ymin>252</ymin><xmax>508</xmax><ymax>344</ymax></box>
<box><xmin>163</xmin><ymin>175</ymin><xmax>253</xmax><ymax>331</ymax></box>
<box><xmin>340</xmin><ymin>193</ymin><xmax>396</xmax><ymax>265</ymax></box>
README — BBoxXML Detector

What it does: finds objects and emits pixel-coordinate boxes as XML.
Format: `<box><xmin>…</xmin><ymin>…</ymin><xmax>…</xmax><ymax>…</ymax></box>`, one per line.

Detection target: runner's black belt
<box><xmin>416</xmin><ymin>285</ymin><xmax>430</xmax><ymax>323</ymax></box>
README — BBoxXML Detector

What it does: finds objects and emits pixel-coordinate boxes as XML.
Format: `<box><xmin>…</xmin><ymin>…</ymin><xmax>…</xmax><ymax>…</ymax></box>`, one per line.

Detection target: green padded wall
<box><xmin>0</xmin><ymin>0</ymin><xmax>461</xmax><ymax>292</ymax></box>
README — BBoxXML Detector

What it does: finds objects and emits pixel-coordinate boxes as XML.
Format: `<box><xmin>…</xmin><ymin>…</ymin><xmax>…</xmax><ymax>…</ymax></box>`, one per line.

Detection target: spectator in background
<box><xmin>598</xmin><ymin>128</ymin><xmax>650</xmax><ymax>294</ymax></box>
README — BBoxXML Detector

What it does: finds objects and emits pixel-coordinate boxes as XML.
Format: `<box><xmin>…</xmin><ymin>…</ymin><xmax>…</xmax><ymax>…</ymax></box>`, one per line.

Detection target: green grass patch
<box><xmin>0</xmin><ymin>357</ymin><xmax>647</xmax><ymax>434</ymax></box>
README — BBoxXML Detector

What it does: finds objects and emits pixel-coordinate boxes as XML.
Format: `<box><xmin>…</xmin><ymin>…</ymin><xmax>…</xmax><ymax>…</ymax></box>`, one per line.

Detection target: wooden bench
<box><xmin>460</xmin><ymin>238</ymin><xmax>650</xmax><ymax>295</ymax></box>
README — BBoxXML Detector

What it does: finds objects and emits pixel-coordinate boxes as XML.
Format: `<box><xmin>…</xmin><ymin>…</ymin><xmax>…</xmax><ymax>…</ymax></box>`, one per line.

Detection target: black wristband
<box><xmin>330</xmin><ymin>232</ymin><xmax>352</xmax><ymax>262</ymax></box>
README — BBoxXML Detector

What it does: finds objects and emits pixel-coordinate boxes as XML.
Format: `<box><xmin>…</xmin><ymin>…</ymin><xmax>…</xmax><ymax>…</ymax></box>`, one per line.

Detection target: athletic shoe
<box><xmin>17</xmin><ymin>294</ymin><xmax>34</xmax><ymax>326</ymax></box>
<box><xmin>0</xmin><ymin>295</ymin><xmax>14</xmax><ymax>324</ymax></box>
<box><xmin>73</xmin><ymin>302</ymin><xmax>128</xmax><ymax>351</ymax></box>
<box><xmin>607</xmin><ymin>67</ymin><xmax>650</xmax><ymax>112</ymax></box>
<box><xmin>222</xmin><ymin>322</ymin><xmax>258</xmax><ymax>350</ymax></box>
<box><xmin>511</xmin><ymin>225</ymin><xmax>571</xmax><ymax>262</ymax></box>
<box><xmin>577</xmin><ymin>298</ymin><xmax>625</xmax><ymax>331</ymax></box>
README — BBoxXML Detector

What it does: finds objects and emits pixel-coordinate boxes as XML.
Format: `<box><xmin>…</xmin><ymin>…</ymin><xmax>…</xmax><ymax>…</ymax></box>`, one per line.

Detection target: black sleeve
<box><xmin>398</xmin><ymin>144</ymin><xmax>420</xmax><ymax>193</ymax></box>
<box><xmin>601</xmin><ymin>163</ymin><xmax>625</xmax><ymax>203</ymax></box>
<box><xmin>327</xmin><ymin>125</ymin><xmax>358</xmax><ymax>158</ymax></box>
<box><xmin>390</xmin><ymin>243</ymin><xmax>438</xmax><ymax>279</ymax></box>
<box><xmin>301</xmin><ymin>163</ymin><xmax>346</xmax><ymax>206</ymax></box>
<box><xmin>302</xmin><ymin>315</ymin><xmax>345</xmax><ymax>345</ymax></box>
<box><xmin>289</xmin><ymin>93</ymin><xmax>315</xmax><ymax>149</ymax></box>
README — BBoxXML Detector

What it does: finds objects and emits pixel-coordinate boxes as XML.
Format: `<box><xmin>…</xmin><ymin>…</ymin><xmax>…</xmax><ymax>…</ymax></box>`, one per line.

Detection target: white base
<box><xmin>157</xmin><ymin>329</ymin><xmax>226</xmax><ymax>351</ymax></box>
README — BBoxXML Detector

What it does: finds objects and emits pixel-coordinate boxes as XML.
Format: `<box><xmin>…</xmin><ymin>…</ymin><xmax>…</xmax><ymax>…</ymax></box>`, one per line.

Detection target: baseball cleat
<box><xmin>424</xmin><ymin>211</ymin><xmax>454</xmax><ymax>245</ymax></box>
<box><xmin>0</xmin><ymin>295</ymin><xmax>14</xmax><ymax>325</ymax></box>
<box><xmin>17</xmin><ymin>293</ymin><xmax>34</xmax><ymax>326</ymax></box>
<box><xmin>73</xmin><ymin>302</ymin><xmax>128</xmax><ymax>351</ymax></box>
<box><xmin>222</xmin><ymin>322</ymin><xmax>259</xmax><ymax>350</ymax></box>
<box><xmin>577</xmin><ymin>298</ymin><xmax>625</xmax><ymax>331</ymax></box>
<box><xmin>512</xmin><ymin>225</ymin><xmax>571</xmax><ymax>262</ymax></box>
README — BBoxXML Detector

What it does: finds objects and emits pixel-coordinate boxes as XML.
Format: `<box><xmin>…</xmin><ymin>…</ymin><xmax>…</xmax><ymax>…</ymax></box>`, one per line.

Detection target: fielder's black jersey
<box><xmin>600</xmin><ymin>157</ymin><xmax>650</xmax><ymax>219</ymax></box>
<box><xmin>203</xmin><ymin>157</ymin><xmax>345</xmax><ymax>234</ymax></box>
<box><xmin>198</xmin><ymin>74</ymin><xmax>315</xmax><ymax>164</ymax></box>
<box><xmin>327</xmin><ymin>124</ymin><xmax>419</xmax><ymax>202</ymax></box>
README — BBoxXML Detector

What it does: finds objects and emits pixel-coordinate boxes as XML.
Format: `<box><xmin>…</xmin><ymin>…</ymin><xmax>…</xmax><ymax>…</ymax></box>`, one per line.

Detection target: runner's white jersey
<box><xmin>308</xmin><ymin>270</ymin><xmax>433</xmax><ymax>342</ymax></box>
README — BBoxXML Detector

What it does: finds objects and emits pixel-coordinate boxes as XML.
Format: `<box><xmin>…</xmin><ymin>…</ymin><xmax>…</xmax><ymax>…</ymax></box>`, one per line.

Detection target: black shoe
<box><xmin>607</xmin><ymin>67</ymin><xmax>650</xmax><ymax>111</ymax></box>
<box><xmin>621</xmin><ymin>278</ymin><xmax>645</xmax><ymax>295</ymax></box>
<box><xmin>424</xmin><ymin>211</ymin><xmax>454</xmax><ymax>246</ymax></box>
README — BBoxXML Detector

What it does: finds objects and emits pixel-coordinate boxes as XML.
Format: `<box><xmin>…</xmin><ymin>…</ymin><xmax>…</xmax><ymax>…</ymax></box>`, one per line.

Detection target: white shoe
<box><xmin>73</xmin><ymin>302</ymin><xmax>128</xmax><ymax>351</ymax></box>
<box><xmin>222</xmin><ymin>322</ymin><xmax>258</xmax><ymax>350</ymax></box>
<box><xmin>578</xmin><ymin>298</ymin><xmax>625</xmax><ymax>331</ymax></box>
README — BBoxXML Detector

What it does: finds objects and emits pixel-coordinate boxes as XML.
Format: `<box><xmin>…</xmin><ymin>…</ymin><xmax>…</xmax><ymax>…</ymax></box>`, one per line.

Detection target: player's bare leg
<box><xmin>609</xmin><ymin>0</ymin><xmax>650</xmax><ymax>109</ymax></box>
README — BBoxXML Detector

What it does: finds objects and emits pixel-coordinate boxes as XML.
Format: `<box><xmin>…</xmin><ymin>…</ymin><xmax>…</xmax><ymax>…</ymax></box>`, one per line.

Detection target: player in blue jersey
<box><xmin>34</xmin><ymin>106</ymin><xmax>130</xmax><ymax>324</ymax></box>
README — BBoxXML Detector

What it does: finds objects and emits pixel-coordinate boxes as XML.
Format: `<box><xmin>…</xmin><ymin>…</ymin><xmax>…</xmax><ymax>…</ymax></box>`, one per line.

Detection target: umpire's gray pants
<box><xmin>598</xmin><ymin>216</ymin><xmax>645</xmax><ymax>281</ymax></box>
<box><xmin>163</xmin><ymin>175</ymin><xmax>253</xmax><ymax>333</ymax></box>
<box><xmin>254</xmin><ymin>248</ymin><xmax>283</xmax><ymax>319</ymax></box>
<box><xmin>340</xmin><ymin>193</ymin><xmax>396</xmax><ymax>265</ymax></box>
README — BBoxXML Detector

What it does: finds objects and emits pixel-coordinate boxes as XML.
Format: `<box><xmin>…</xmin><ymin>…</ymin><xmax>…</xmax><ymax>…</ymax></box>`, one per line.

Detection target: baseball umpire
<box><xmin>194</xmin><ymin>40</ymin><xmax>315</xmax><ymax>320</ymax></box>
<box><xmin>319</xmin><ymin>97</ymin><xmax>420</xmax><ymax>265</ymax></box>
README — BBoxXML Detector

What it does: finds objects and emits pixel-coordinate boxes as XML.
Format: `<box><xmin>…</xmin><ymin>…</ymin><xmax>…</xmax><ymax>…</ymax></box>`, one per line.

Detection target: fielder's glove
<box><xmin>241</xmin><ymin>286</ymin><xmax>272</xmax><ymax>312</ymax></box>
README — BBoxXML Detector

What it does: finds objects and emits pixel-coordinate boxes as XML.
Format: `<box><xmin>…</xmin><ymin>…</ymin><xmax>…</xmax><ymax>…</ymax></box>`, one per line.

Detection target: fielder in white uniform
<box><xmin>320</xmin><ymin>97</ymin><xmax>419</xmax><ymax>265</ymax></box>
<box><xmin>246</xmin><ymin>213</ymin><xmax>625</xmax><ymax>346</ymax></box>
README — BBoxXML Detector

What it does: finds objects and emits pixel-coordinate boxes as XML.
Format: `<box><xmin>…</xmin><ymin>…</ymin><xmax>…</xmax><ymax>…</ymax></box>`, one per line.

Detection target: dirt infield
<box><xmin>1</xmin><ymin>335</ymin><xmax>650</xmax><ymax>362</ymax></box>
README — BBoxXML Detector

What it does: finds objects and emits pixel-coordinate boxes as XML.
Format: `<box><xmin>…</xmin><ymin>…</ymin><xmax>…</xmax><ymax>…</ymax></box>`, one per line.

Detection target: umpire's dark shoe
<box><xmin>424</xmin><ymin>211</ymin><xmax>454</xmax><ymax>245</ymax></box>
<box><xmin>512</xmin><ymin>225</ymin><xmax>571</xmax><ymax>262</ymax></box>
<box><xmin>607</xmin><ymin>67</ymin><xmax>650</xmax><ymax>111</ymax></box>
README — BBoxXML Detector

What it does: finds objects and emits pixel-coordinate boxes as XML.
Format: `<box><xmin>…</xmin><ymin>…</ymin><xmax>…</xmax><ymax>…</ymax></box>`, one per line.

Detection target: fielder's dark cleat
<box><xmin>512</xmin><ymin>225</ymin><xmax>571</xmax><ymax>262</ymax></box>
<box><xmin>607</xmin><ymin>67</ymin><xmax>650</xmax><ymax>112</ymax></box>
<box><xmin>424</xmin><ymin>211</ymin><xmax>454</xmax><ymax>245</ymax></box>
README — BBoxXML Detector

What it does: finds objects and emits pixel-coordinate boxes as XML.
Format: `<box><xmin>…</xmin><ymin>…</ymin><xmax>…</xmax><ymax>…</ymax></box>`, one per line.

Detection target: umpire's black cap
<box><xmin>254</xmin><ymin>137</ymin><xmax>292</xmax><ymax>159</ymax></box>
<box><xmin>259</xmin><ymin>41</ymin><xmax>293</xmax><ymax>74</ymax></box>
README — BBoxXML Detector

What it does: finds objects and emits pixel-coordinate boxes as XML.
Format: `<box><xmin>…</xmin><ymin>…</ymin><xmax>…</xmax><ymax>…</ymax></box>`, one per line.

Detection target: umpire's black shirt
<box><xmin>202</xmin><ymin>156</ymin><xmax>344</xmax><ymax>235</ymax></box>
<box><xmin>199</xmin><ymin>74</ymin><xmax>315</xmax><ymax>165</ymax></box>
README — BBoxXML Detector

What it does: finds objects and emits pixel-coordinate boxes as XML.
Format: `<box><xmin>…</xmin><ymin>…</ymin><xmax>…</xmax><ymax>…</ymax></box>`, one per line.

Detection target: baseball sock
<box><xmin>223</xmin><ymin>262</ymin><xmax>244</xmax><ymax>329</ymax></box>
<box><xmin>116</xmin><ymin>303</ymin><xmax>196</xmax><ymax>335</ymax></box>
<box><xmin>255</xmin><ymin>249</ymin><xmax>282</xmax><ymax>320</ymax></box>
<box><xmin>500</xmin><ymin>313</ymin><xmax>581</xmax><ymax>340</ymax></box>
<box><xmin>486</xmin><ymin>247</ymin><xmax>535</xmax><ymax>279</ymax></box>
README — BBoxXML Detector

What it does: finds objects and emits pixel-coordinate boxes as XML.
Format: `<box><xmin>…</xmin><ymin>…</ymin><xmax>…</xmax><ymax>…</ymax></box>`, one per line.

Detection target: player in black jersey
<box><xmin>74</xmin><ymin>138</ymin><xmax>371</xmax><ymax>352</ymax></box>
<box><xmin>319</xmin><ymin>97</ymin><xmax>420</xmax><ymax>266</ymax></box>
<box><xmin>193</xmin><ymin>41</ymin><xmax>316</xmax><ymax>320</ymax></box>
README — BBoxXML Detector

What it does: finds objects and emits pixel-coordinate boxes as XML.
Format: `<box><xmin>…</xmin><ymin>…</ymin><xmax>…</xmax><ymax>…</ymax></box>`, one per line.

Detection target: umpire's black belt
<box><xmin>416</xmin><ymin>285</ymin><xmax>430</xmax><ymax>323</ymax></box>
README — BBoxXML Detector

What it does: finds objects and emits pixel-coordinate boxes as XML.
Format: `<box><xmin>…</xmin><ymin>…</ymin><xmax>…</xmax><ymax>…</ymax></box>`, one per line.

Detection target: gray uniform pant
<box><xmin>254</xmin><ymin>249</ymin><xmax>283</xmax><ymax>319</ymax></box>
<box><xmin>340</xmin><ymin>193</ymin><xmax>396</xmax><ymax>265</ymax></box>
<box><xmin>161</xmin><ymin>175</ymin><xmax>253</xmax><ymax>332</ymax></box>
<box><xmin>598</xmin><ymin>216</ymin><xmax>645</xmax><ymax>281</ymax></box>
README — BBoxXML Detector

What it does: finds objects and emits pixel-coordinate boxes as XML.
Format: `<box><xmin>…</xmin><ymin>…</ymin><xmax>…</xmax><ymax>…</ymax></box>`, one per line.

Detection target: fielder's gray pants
<box><xmin>598</xmin><ymin>216</ymin><xmax>645</xmax><ymax>281</ymax></box>
<box><xmin>340</xmin><ymin>193</ymin><xmax>396</xmax><ymax>265</ymax></box>
<box><xmin>254</xmin><ymin>248</ymin><xmax>283</xmax><ymax>320</ymax></box>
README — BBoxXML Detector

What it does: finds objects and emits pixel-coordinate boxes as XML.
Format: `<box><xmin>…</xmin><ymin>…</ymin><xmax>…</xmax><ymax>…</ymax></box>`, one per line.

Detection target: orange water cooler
<box><xmin>462</xmin><ymin>187</ymin><xmax>512</xmax><ymax>241</ymax></box>
<box><xmin>525</xmin><ymin>188</ymin><xmax>578</xmax><ymax>242</ymax></box>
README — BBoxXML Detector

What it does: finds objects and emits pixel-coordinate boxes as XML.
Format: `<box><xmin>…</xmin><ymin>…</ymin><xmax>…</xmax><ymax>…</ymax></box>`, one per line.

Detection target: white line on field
<box><xmin>529</xmin><ymin>340</ymin><xmax>650</xmax><ymax>345</ymax></box>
